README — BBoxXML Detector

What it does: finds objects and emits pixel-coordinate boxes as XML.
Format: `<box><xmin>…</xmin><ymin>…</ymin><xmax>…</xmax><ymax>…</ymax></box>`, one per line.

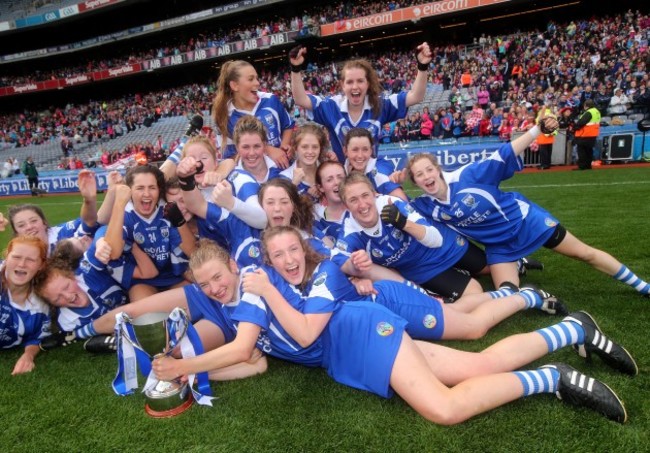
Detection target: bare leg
<box><xmin>441</xmin><ymin>294</ymin><xmax>527</xmax><ymax>340</ymax></box>
<box><xmin>449</xmin><ymin>292</ymin><xmax>497</xmax><ymax>313</ymax></box>
<box><xmin>489</xmin><ymin>262</ymin><xmax>520</xmax><ymax>288</ymax></box>
<box><xmin>460</xmin><ymin>277</ymin><xmax>483</xmax><ymax>298</ymax></box>
<box><xmin>390</xmin><ymin>333</ymin><xmax>525</xmax><ymax>425</ymax></box>
<box><xmin>128</xmin><ymin>283</ymin><xmax>158</xmax><ymax>302</ymax></box>
<box><xmin>414</xmin><ymin>329</ymin><xmax>549</xmax><ymax>386</ymax></box>
<box><xmin>208</xmin><ymin>349</ymin><xmax>268</xmax><ymax>381</ymax></box>
<box><xmin>552</xmin><ymin>231</ymin><xmax>623</xmax><ymax>274</ymax></box>
<box><xmin>93</xmin><ymin>287</ymin><xmax>189</xmax><ymax>334</ymax></box>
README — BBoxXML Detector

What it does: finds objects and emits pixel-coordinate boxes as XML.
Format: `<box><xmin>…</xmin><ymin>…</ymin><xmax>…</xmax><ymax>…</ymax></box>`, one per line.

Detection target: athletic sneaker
<box><xmin>541</xmin><ymin>363</ymin><xmax>627</xmax><ymax>423</ymax></box>
<box><xmin>517</xmin><ymin>256</ymin><xmax>544</xmax><ymax>276</ymax></box>
<box><xmin>564</xmin><ymin>311</ymin><xmax>638</xmax><ymax>376</ymax></box>
<box><xmin>83</xmin><ymin>335</ymin><xmax>117</xmax><ymax>353</ymax></box>
<box><xmin>520</xmin><ymin>283</ymin><xmax>569</xmax><ymax>316</ymax></box>
<box><xmin>39</xmin><ymin>331</ymin><xmax>78</xmax><ymax>351</ymax></box>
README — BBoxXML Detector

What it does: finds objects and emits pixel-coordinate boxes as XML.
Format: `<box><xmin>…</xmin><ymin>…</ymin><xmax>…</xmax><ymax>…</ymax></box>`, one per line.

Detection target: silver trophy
<box><xmin>119</xmin><ymin>310</ymin><xmax>193</xmax><ymax>417</ymax></box>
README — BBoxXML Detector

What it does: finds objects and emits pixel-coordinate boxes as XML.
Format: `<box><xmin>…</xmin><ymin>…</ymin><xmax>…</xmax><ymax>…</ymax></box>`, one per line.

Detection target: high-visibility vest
<box><xmin>575</xmin><ymin>107</ymin><xmax>601</xmax><ymax>138</ymax></box>
<box><xmin>460</xmin><ymin>73</ymin><xmax>472</xmax><ymax>86</ymax></box>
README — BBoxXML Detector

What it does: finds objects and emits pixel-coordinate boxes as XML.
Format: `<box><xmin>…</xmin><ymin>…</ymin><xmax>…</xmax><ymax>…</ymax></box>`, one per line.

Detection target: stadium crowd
<box><xmin>0</xmin><ymin>8</ymin><xmax>648</xmax><ymax>157</ymax></box>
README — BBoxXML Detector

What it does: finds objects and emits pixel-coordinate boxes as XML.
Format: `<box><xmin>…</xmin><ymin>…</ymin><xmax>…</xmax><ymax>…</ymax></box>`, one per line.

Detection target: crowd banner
<box><xmin>320</xmin><ymin>0</ymin><xmax>511</xmax><ymax>36</ymax></box>
<box><xmin>0</xmin><ymin>171</ymin><xmax>115</xmax><ymax>197</ymax></box>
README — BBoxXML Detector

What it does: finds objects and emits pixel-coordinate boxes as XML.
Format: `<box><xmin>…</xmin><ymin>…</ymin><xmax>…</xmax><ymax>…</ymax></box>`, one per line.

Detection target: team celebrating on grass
<box><xmin>1</xmin><ymin>43</ymin><xmax>648</xmax><ymax>425</ymax></box>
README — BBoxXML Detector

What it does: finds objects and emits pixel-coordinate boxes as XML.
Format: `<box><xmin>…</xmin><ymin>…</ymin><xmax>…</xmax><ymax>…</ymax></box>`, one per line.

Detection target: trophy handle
<box><xmin>118</xmin><ymin>312</ymin><xmax>149</xmax><ymax>357</ymax></box>
<box><xmin>165</xmin><ymin>308</ymin><xmax>190</xmax><ymax>356</ymax></box>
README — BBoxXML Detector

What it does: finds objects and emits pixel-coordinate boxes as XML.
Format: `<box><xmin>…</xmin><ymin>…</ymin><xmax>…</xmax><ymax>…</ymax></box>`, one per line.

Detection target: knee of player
<box><xmin>420</xmin><ymin>404</ymin><xmax>465</xmax><ymax>426</ymax></box>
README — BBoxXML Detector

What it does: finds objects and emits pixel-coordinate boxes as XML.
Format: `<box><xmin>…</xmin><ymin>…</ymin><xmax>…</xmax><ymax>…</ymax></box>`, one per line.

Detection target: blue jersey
<box><xmin>0</xmin><ymin>284</ymin><xmax>50</xmax><ymax>348</ymax></box>
<box><xmin>123</xmin><ymin>201</ymin><xmax>188</xmax><ymax>288</ymax></box>
<box><xmin>47</xmin><ymin>218</ymin><xmax>95</xmax><ymax>256</ymax></box>
<box><xmin>230</xmin><ymin>265</ymin><xmax>323</xmax><ymax>367</ymax></box>
<box><xmin>313</xmin><ymin>203</ymin><xmax>345</xmax><ymax>247</ymax></box>
<box><xmin>197</xmin><ymin>203</ymin><xmax>263</xmax><ymax>268</ymax></box>
<box><xmin>307</xmin><ymin>91</ymin><xmax>408</xmax><ymax>162</ymax></box>
<box><xmin>219</xmin><ymin>92</ymin><xmax>294</xmax><ymax>159</ymax></box>
<box><xmin>184</xmin><ymin>284</ymin><xmax>238</xmax><ymax>344</ymax></box>
<box><xmin>345</xmin><ymin>157</ymin><xmax>402</xmax><ymax>196</ymax></box>
<box><xmin>57</xmin><ymin>246</ymin><xmax>128</xmax><ymax>333</ymax></box>
<box><xmin>411</xmin><ymin>144</ymin><xmax>559</xmax><ymax>264</ymax></box>
<box><xmin>279</xmin><ymin>163</ymin><xmax>317</xmax><ymax>200</ymax></box>
<box><xmin>336</xmin><ymin>196</ymin><xmax>467</xmax><ymax>284</ymax></box>
<box><xmin>91</xmin><ymin>225</ymin><xmax>137</xmax><ymax>290</ymax></box>
<box><xmin>234</xmin><ymin>155</ymin><xmax>281</xmax><ymax>183</ymax></box>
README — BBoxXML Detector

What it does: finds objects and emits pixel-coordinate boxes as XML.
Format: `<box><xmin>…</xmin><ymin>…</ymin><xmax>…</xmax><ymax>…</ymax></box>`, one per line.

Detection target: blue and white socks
<box><xmin>513</xmin><ymin>368</ymin><xmax>560</xmax><ymax>396</ymax></box>
<box><xmin>614</xmin><ymin>265</ymin><xmax>650</xmax><ymax>296</ymax></box>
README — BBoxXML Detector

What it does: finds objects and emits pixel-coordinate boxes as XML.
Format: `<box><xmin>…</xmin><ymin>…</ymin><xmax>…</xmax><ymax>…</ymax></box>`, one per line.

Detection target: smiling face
<box><xmin>237</xmin><ymin>132</ymin><xmax>266</xmax><ymax>174</ymax></box>
<box><xmin>317</xmin><ymin>163</ymin><xmax>346</xmax><ymax>204</ymax></box>
<box><xmin>130</xmin><ymin>172</ymin><xmax>160</xmax><ymax>217</ymax></box>
<box><xmin>4</xmin><ymin>242</ymin><xmax>44</xmax><ymax>287</ymax></box>
<box><xmin>409</xmin><ymin>157</ymin><xmax>447</xmax><ymax>200</ymax></box>
<box><xmin>192</xmin><ymin>258</ymin><xmax>239</xmax><ymax>304</ymax></box>
<box><xmin>11</xmin><ymin>209</ymin><xmax>48</xmax><ymax>243</ymax></box>
<box><xmin>262</xmin><ymin>186</ymin><xmax>294</xmax><ymax>227</ymax></box>
<box><xmin>344</xmin><ymin>136</ymin><xmax>372</xmax><ymax>172</ymax></box>
<box><xmin>295</xmin><ymin>133</ymin><xmax>321</xmax><ymax>167</ymax></box>
<box><xmin>342</xmin><ymin>67</ymin><xmax>369</xmax><ymax>109</ymax></box>
<box><xmin>184</xmin><ymin>142</ymin><xmax>217</xmax><ymax>186</ymax></box>
<box><xmin>40</xmin><ymin>273</ymin><xmax>90</xmax><ymax>308</ymax></box>
<box><xmin>230</xmin><ymin>65</ymin><xmax>260</xmax><ymax>110</ymax></box>
<box><xmin>265</xmin><ymin>232</ymin><xmax>306</xmax><ymax>286</ymax></box>
<box><xmin>342</xmin><ymin>181</ymin><xmax>378</xmax><ymax>228</ymax></box>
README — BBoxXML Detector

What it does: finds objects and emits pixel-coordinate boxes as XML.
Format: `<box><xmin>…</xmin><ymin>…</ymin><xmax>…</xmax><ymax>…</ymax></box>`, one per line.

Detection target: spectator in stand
<box><xmin>608</xmin><ymin>88</ymin><xmax>631</xmax><ymax>115</ymax></box>
<box><xmin>420</xmin><ymin>110</ymin><xmax>433</xmax><ymax>141</ymax></box>
<box><xmin>21</xmin><ymin>157</ymin><xmax>42</xmax><ymax>196</ymax></box>
<box><xmin>477</xmin><ymin>84</ymin><xmax>490</xmax><ymax>109</ymax></box>
<box><xmin>573</xmin><ymin>99</ymin><xmax>601</xmax><ymax>171</ymax></box>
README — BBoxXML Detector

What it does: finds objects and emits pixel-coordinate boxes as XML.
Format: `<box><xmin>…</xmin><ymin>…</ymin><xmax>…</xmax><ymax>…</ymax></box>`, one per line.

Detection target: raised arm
<box><xmin>176</xmin><ymin>156</ymin><xmax>209</xmax><ymax>219</ymax></box>
<box><xmin>405</xmin><ymin>42</ymin><xmax>433</xmax><ymax>108</ymax></box>
<box><xmin>289</xmin><ymin>46</ymin><xmax>312</xmax><ymax>110</ymax></box>
<box><xmin>77</xmin><ymin>169</ymin><xmax>98</xmax><ymax>229</ymax></box>
<box><xmin>511</xmin><ymin>116</ymin><xmax>559</xmax><ymax>158</ymax></box>
<box><xmin>104</xmin><ymin>184</ymin><xmax>130</xmax><ymax>260</ymax></box>
<box><xmin>96</xmin><ymin>171</ymin><xmax>123</xmax><ymax>225</ymax></box>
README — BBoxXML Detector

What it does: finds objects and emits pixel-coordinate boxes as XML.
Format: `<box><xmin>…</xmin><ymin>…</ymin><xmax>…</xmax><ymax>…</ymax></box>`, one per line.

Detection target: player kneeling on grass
<box><xmin>150</xmin><ymin>232</ymin><xmax>634</xmax><ymax>424</ymax></box>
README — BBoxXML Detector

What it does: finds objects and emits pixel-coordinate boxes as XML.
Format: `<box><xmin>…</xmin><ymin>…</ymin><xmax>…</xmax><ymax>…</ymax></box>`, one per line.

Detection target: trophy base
<box><xmin>145</xmin><ymin>394</ymin><xmax>193</xmax><ymax>418</ymax></box>
<box><xmin>144</xmin><ymin>380</ymin><xmax>193</xmax><ymax>418</ymax></box>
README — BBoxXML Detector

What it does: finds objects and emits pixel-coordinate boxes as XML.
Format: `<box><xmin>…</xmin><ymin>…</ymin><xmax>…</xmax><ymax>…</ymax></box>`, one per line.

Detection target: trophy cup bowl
<box><xmin>122</xmin><ymin>311</ymin><xmax>193</xmax><ymax>418</ymax></box>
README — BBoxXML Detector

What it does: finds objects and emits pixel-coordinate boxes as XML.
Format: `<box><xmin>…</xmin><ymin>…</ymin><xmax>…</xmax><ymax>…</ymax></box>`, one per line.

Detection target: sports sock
<box><xmin>513</xmin><ymin>367</ymin><xmax>559</xmax><ymax>396</ymax></box>
<box><xmin>614</xmin><ymin>265</ymin><xmax>650</xmax><ymax>295</ymax></box>
<box><xmin>535</xmin><ymin>321</ymin><xmax>585</xmax><ymax>353</ymax></box>
<box><xmin>75</xmin><ymin>323</ymin><xmax>98</xmax><ymax>340</ymax></box>
<box><xmin>519</xmin><ymin>288</ymin><xmax>542</xmax><ymax>309</ymax></box>
<box><xmin>488</xmin><ymin>286</ymin><xmax>517</xmax><ymax>299</ymax></box>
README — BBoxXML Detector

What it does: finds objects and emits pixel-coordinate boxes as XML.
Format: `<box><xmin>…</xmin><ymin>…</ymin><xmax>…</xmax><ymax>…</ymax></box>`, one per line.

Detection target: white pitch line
<box><xmin>501</xmin><ymin>180</ymin><xmax>650</xmax><ymax>190</ymax></box>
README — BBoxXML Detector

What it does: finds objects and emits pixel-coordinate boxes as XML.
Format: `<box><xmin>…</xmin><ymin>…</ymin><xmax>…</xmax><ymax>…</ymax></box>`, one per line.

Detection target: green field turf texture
<box><xmin>0</xmin><ymin>168</ymin><xmax>649</xmax><ymax>452</ymax></box>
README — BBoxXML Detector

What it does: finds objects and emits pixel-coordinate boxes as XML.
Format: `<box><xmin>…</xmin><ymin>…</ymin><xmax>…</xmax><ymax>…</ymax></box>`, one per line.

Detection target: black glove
<box><xmin>538</xmin><ymin>117</ymin><xmax>558</xmax><ymax>134</ymax></box>
<box><xmin>381</xmin><ymin>204</ymin><xmax>407</xmax><ymax>230</ymax></box>
<box><xmin>177</xmin><ymin>161</ymin><xmax>203</xmax><ymax>191</ymax></box>
<box><xmin>416</xmin><ymin>48</ymin><xmax>429</xmax><ymax>71</ymax></box>
<box><xmin>163</xmin><ymin>201</ymin><xmax>186</xmax><ymax>227</ymax></box>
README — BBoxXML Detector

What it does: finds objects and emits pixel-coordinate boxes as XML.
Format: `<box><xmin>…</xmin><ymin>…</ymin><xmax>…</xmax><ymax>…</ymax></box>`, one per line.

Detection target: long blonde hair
<box><xmin>212</xmin><ymin>60</ymin><xmax>255</xmax><ymax>142</ymax></box>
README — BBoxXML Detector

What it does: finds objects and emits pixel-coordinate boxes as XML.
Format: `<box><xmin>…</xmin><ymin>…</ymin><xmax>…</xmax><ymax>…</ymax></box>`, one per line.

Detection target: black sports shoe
<box><xmin>83</xmin><ymin>335</ymin><xmax>117</xmax><ymax>353</ymax></box>
<box><xmin>520</xmin><ymin>283</ymin><xmax>569</xmax><ymax>316</ymax></box>
<box><xmin>541</xmin><ymin>363</ymin><xmax>627</xmax><ymax>423</ymax></box>
<box><xmin>521</xmin><ymin>256</ymin><xmax>544</xmax><ymax>271</ymax></box>
<box><xmin>39</xmin><ymin>331</ymin><xmax>78</xmax><ymax>351</ymax></box>
<box><xmin>564</xmin><ymin>311</ymin><xmax>638</xmax><ymax>376</ymax></box>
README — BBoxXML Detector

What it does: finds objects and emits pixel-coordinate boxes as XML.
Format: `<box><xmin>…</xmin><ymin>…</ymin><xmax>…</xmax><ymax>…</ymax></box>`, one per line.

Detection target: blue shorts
<box><xmin>321</xmin><ymin>302</ymin><xmax>406</xmax><ymax>398</ymax></box>
<box><xmin>131</xmin><ymin>271</ymin><xmax>185</xmax><ymax>290</ymax></box>
<box><xmin>372</xmin><ymin>281</ymin><xmax>445</xmax><ymax>340</ymax></box>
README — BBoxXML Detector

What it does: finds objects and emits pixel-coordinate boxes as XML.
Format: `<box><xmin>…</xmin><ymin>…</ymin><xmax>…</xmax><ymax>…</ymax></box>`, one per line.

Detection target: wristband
<box><xmin>528</xmin><ymin>125</ymin><xmax>540</xmax><ymax>139</ymax></box>
<box><xmin>417</xmin><ymin>61</ymin><xmax>429</xmax><ymax>71</ymax></box>
<box><xmin>290</xmin><ymin>63</ymin><xmax>303</xmax><ymax>73</ymax></box>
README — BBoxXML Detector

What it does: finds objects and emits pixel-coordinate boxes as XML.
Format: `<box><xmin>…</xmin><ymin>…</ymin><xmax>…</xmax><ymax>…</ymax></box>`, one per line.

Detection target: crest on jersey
<box><xmin>441</xmin><ymin>212</ymin><xmax>452</xmax><ymax>221</ymax></box>
<box><xmin>227</xmin><ymin>171</ymin><xmax>240</xmax><ymax>182</ymax></box>
<box><xmin>264</xmin><ymin>113</ymin><xmax>274</xmax><ymax>125</ymax></box>
<box><xmin>371</xmin><ymin>168</ymin><xmax>377</xmax><ymax>176</ymax></box>
<box><xmin>79</xmin><ymin>259</ymin><xmax>91</xmax><ymax>273</ymax></box>
<box><xmin>66</xmin><ymin>221</ymin><xmax>76</xmax><ymax>229</ymax></box>
<box><xmin>391</xmin><ymin>229</ymin><xmax>403</xmax><ymax>240</ymax></box>
<box><xmin>456</xmin><ymin>236</ymin><xmax>466</xmax><ymax>246</ymax></box>
<box><xmin>248</xmin><ymin>246</ymin><xmax>260</xmax><ymax>258</ymax></box>
<box><xmin>461</xmin><ymin>194</ymin><xmax>478</xmax><ymax>209</ymax></box>
<box><xmin>545</xmin><ymin>217</ymin><xmax>558</xmax><ymax>227</ymax></box>
<box><xmin>422</xmin><ymin>314</ymin><xmax>437</xmax><ymax>329</ymax></box>
<box><xmin>161</xmin><ymin>227</ymin><xmax>169</xmax><ymax>238</ymax></box>
<box><xmin>134</xmin><ymin>232</ymin><xmax>145</xmax><ymax>244</ymax></box>
<box><xmin>405</xmin><ymin>204</ymin><xmax>415</xmax><ymax>214</ymax></box>
<box><xmin>341</xmin><ymin>126</ymin><xmax>350</xmax><ymax>137</ymax></box>
<box><xmin>313</xmin><ymin>272</ymin><xmax>327</xmax><ymax>286</ymax></box>
<box><xmin>335</xmin><ymin>239</ymin><xmax>348</xmax><ymax>251</ymax></box>
<box><xmin>371</xmin><ymin>248</ymin><xmax>383</xmax><ymax>258</ymax></box>
<box><xmin>376</xmin><ymin>321</ymin><xmax>394</xmax><ymax>336</ymax></box>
